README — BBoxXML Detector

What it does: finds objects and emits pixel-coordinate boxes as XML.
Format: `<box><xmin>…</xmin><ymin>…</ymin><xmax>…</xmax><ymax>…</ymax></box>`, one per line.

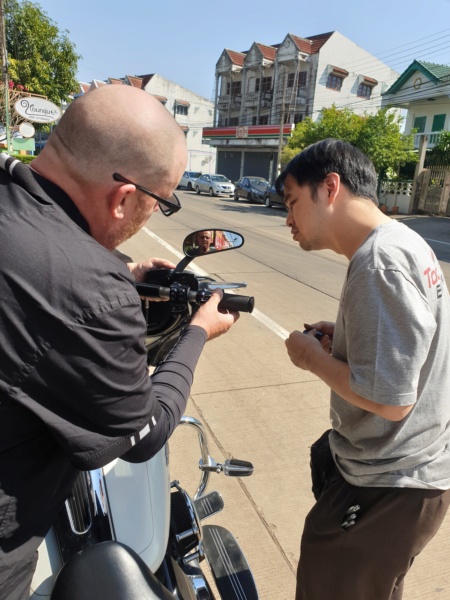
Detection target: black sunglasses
<box><xmin>113</xmin><ymin>173</ymin><xmax>181</xmax><ymax>217</ymax></box>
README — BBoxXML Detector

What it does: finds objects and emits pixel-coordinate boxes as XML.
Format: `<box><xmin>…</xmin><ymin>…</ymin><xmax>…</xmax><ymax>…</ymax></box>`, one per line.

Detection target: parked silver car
<box><xmin>178</xmin><ymin>171</ymin><xmax>202</xmax><ymax>191</ymax></box>
<box><xmin>195</xmin><ymin>174</ymin><xmax>235</xmax><ymax>197</ymax></box>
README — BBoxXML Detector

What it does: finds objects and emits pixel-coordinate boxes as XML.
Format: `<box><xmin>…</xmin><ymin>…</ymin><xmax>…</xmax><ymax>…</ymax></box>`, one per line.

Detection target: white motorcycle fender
<box><xmin>29</xmin><ymin>445</ymin><xmax>170</xmax><ymax>599</ymax></box>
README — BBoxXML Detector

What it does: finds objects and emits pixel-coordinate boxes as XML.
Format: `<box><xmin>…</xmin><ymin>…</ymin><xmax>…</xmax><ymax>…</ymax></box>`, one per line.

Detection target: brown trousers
<box><xmin>296</xmin><ymin>470</ymin><xmax>450</xmax><ymax>600</ymax></box>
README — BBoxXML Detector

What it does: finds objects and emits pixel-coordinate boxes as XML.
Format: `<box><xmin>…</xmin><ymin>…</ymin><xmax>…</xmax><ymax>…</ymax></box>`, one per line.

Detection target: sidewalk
<box><xmin>169</xmin><ymin>296</ymin><xmax>450</xmax><ymax>600</ymax></box>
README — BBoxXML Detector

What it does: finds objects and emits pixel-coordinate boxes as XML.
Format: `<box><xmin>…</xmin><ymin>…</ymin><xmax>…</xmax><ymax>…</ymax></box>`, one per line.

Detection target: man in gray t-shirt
<box><xmin>276</xmin><ymin>139</ymin><xmax>450</xmax><ymax>600</ymax></box>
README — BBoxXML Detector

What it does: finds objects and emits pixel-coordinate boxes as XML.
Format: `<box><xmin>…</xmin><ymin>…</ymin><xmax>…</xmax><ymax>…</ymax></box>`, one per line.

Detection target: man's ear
<box><xmin>324</xmin><ymin>172</ymin><xmax>340</xmax><ymax>203</ymax></box>
<box><xmin>109</xmin><ymin>183</ymin><xmax>135</xmax><ymax>220</ymax></box>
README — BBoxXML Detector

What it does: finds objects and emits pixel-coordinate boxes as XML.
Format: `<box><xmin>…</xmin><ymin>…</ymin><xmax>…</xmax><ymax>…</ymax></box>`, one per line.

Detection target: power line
<box><xmin>212</xmin><ymin>26</ymin><xmax>450</xmax><ymax>113</ymax></box>
<box><xmin>322</xmin><ymin>30</ymin><xmax>450</xmax><ymax>75</ymax></box>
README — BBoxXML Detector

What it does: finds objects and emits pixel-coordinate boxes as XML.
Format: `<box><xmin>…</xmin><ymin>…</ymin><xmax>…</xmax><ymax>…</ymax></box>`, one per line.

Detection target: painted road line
<box><xmin>424</xmin><ymin>238</ymin><xmax>450</xmax><ymax>247</ymax></box>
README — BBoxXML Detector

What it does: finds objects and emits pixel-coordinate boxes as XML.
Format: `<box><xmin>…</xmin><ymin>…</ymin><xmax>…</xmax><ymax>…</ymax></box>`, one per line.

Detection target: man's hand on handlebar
<box><xmin>127</xmin><ymin>258</ymin><xmax>176</xmax><ymax>282</ymax></box>
<box><xmin>128</xmin><ymin>258</ymin><xmax>177</xmax><ymax>302</ymax></box>
<box><xmin>191</xmin><ymin>290</ymin><xmax>240</xmax><ymax>341</ymax></box>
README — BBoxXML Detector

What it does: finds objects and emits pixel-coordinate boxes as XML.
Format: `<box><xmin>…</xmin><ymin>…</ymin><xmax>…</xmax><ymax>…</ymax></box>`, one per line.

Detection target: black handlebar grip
<box><xmin>219</xmin><ymin>292</ymin><xmax>255</xmax><ymax>313</ymax></box>
<box><xmin>135</xmin><ymin>283</ymin><xmax>164</xmax><ymax>298</ymax></box>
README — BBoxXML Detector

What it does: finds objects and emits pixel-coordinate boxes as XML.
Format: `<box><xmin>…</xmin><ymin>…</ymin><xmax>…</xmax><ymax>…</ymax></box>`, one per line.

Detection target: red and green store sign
<box><xmin>202</xmin><ymin>124</ymin><xmax>294</xmax><ymax>140</ymax></box>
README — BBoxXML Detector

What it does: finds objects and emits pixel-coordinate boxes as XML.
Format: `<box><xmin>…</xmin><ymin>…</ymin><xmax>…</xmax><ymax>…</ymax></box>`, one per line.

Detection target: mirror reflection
<box><xmin>183</xmin><ymin>229</ymin><xmax>244</xmax><ymax>257</ymax></box>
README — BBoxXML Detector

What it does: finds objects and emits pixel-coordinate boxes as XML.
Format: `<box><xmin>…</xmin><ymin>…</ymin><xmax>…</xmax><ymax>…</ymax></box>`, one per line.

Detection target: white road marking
<box><xmin>424</xmin><ymin>238</ymin><xmax>450</xmax><ymax>247</ymax></box>
<box><xmin>142</xmin><ymin>227</ymin><xmax>290</xmax><ymax>340</ymax></box>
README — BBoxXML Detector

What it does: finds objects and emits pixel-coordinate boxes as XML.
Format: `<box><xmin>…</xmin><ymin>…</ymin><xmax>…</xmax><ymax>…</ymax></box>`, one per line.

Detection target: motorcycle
<box><xmin>30</xmin><ymin>229</ymin><xmax>258</xmax><ymax>600</ymax></box>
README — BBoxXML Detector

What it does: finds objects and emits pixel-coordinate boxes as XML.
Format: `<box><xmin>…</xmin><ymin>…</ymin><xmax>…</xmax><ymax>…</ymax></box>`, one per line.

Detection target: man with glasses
<box><xmin>0</xmin><ymin>85</ymin><xmax>239</xmax><ymax>600</ymax></box>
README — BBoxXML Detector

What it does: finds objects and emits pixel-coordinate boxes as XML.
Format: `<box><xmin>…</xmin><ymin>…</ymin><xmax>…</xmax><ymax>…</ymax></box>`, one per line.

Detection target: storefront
<box><xmin>202</xmin><ymin>124</ymin><xmax>293</xmax><ymax>183</ymax></box>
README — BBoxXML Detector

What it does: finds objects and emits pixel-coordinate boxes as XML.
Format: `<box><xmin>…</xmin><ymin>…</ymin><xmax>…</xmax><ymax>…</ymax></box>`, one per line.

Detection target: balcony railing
<box><xmin>231</xmin><ymin>94</ymin><xmax>242</xmax><ymax>109</ymax></box>
<box><xmin>217</xmin><ymin>94</ymin><xmax>230</xmax><ymax>111</ymax></box>
<box><xmin>244</xmin><ymin>92</ymin><xmax>259</xmax><ymax>108</ymax></box>
<box><xmin>414</xmin><ymin>132</ymin><xmax>442</xmax><ymax>148</ymax></box>
<box><xmin>276</xmin><ymin>86</ymin><xmax>307</xmax><ymax>102</ymax></box>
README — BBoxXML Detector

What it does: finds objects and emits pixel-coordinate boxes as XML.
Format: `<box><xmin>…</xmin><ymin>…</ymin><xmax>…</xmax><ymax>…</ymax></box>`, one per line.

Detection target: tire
<box><xmin>247</xmin><ymin>193</ymin><xmax>253</xmax><ymax>203</ymax></box>
<box><xmin>234</xmin><ymin>191</ymin><xmax>239</xmax><ymax>201</ymax></box>
<box><xmin>195</xmin><ymin>186</ymin><xmax>201</xmax><ymax>195</ymax></box>
<box><xmin>187</xmin><ymin>182</ymin><xmax>193</xmax><ymax>191</ymax></box>
<box><xmin>265</xmin><ymin>196</ymin><xmax>272</xmax><ymax>208</ymax></box>
<box><xmin>209</xmin><ymin>187</ymin><xmax>215</xmax><ymax>197</ymax></box>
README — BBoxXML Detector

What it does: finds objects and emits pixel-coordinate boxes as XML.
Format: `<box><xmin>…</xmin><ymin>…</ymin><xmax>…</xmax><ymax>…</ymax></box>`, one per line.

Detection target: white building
<box><xmin>381</xmin><ymin>60</ymin><xmax>450</xmax><ymax>150</ymax></box>
<box><xmin>204</xmin><ymin>31</ymin><xmax>399</xmax><ymax>182</ymax></box>
<box><xmin>76</xmin><ymin>74</ymin><xmax>217</xmax><ymax>174</ymax></box>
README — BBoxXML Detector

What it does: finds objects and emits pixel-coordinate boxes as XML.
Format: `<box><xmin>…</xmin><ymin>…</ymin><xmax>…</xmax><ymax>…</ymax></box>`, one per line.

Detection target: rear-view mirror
<box><xmin>183</xmin><ymin>229</ymin><xmax>244</xmax><ymax>257</ymax></box>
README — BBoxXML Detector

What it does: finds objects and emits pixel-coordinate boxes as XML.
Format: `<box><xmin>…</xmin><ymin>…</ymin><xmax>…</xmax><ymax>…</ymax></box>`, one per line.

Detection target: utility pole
<box><xmin>276</xmin><ymin>71</ymin><xmax>287</xmax><ymax>178</ymax></box>
<box><xmin>0</xmin><ymin>0</ymin><xmax>10</xmax><ymax>153</ymax></box>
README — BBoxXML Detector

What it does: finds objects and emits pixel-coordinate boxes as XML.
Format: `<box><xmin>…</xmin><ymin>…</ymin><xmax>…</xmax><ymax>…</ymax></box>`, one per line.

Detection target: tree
<box><xmin>4</xmin><ymin>0</ymin><xmax>80</xmax><ymax>104</ymax></box>
<box><xmin>427</xmin><ymin>131</ymin><xmax>450</xmax><ymax>165</ymax></box>
<box><xmin>282</xmin><ymin>106</ymin><xmax>417</xmax><ymax>176</ymax></box>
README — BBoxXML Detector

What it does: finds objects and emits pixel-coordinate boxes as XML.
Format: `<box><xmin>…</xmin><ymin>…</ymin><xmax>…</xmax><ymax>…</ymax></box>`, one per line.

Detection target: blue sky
<box><xmin>35</xmin><ymin>0</ymin><xmax>450</xmax><ymax>100</ymax></box>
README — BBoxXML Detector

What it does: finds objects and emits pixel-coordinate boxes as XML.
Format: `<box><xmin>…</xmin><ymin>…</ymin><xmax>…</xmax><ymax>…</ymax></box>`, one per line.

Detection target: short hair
<box><xmin>46</xmin><ymin>85</ymin><xmax>186</xmax><ymax>188</ymax></box>
<box><xmin>275</xmin><ymin>139</ymin><xmax>378</xmax><ymax>204</ymax></box>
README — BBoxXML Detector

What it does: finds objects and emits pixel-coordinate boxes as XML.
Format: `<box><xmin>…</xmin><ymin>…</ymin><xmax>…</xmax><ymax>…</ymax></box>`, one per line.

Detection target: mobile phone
<box><xmin>303</xmin><ymin>329</ymin><xmax>324</xmax><ymax>340</ymax></box>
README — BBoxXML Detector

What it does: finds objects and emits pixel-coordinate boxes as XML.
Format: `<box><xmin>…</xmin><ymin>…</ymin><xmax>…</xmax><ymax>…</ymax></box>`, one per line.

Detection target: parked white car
<box><xmin>195</xmin><ymin>174</ymin><xmax>235</xmax><ymax>197</ymax></box>
<box><xmin>178</xmin><ymin>171</ymin><xmax>202</xmax><ymax>191</ymax></box>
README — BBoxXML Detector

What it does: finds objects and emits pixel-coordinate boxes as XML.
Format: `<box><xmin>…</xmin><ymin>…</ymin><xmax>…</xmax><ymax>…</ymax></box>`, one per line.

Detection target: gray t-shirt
<box><xmin>329</xmin><ymin>220</ymin><xmax>450</xmax><ymax>489</ymax></box>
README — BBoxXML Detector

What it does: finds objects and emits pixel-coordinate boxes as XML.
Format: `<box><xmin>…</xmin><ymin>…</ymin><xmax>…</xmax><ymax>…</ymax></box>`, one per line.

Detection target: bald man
<box><xmin>0</xmin><ymin>85</ymin><xmax>239</xmax><ymax>600</ymax></box>
<box><xmin>192</xmin><ymin>230</ymin><xmax>214</xmax><ymax>254</ymax></box>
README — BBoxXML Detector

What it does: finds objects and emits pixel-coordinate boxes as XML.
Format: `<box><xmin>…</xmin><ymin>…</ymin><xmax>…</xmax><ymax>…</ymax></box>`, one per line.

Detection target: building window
<box><xmin>152</xmin><ymin>95</ymin><xmax>167</xmax><ymax>105</ymax></box>
<box><xmin>326</xmin><ymin>74</ymin><xmax>344</xmax><ymax>91</ymax></box>
<box><xmin>229</xmin><ymin>117</ymin><xmax>239</xmax><ymax>126</ymax></box>
<box><xmin>256</xmin><ymin>77</ymin><xmax>272</xmax><ymax>93</ymax></box>
<box><xmin>357</xmin><ymin>83</ymin><xmax>372</xmax><ymax>99</ymax></box>
<box><xmin>432</xmin><ymin>114</ymin><xmax>446</xmax><ymax>132</ymax></box>
<box><xmin>175</xmin><ymin>104</ymin><xmax>188</xmax><ymax>115</ymax></box>
<box><xmin>413</xmin><ymin>116</ymin><xmax>426</xmax><ymax>133</ymax></box>
<box><xmin>293</xmin><ymin>113</ymin><xmax>303</xmax><ymax>124</ymax></box>
<box><xmin>226</xmin><ymin>81</ymin><xmax>241</xmax><ymax>96</ymax></box>
<box><xmin>259</xmin><ymin>115</ymin><xmax>269</xmax><ymax>125</ymax></box>
<box><xmin>252</xmin><ymin>116</ymin><xmax>257</xmax><ymax>126</ymax></box>
<box><xmin>287</xmin><ymin>72</ymin><xmax>307</xmax><ymax>89</ymax></box>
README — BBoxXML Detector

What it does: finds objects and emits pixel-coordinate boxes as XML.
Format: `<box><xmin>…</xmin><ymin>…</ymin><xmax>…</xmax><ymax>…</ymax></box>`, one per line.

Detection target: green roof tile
<box><xmin>383</xmin><ymin>59</ymin><xmax>450</xmax><ymax>95</ymax></box>
<box><xmin>417</xmin><ymin>60</ymin><xmax>450</xmax><ymax>79</ymax></box>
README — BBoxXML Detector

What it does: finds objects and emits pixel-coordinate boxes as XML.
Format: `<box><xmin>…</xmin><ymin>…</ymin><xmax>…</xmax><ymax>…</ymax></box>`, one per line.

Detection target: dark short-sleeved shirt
<box><xmin>0</xmin><ymin>157</ymin><xmax>206</xmax><ymax>599</ymax></box>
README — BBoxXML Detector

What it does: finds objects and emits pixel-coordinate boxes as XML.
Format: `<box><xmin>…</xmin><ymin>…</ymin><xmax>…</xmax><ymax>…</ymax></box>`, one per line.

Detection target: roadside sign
<box><xmin>14</xmin><ymin>98</ymin><xmax>61</xmax><ymax>124</ymax></box>
<box><xmin>18</xmin><ymin>122</ymin><xmax>36</xmax><ymax>138</ymax></box>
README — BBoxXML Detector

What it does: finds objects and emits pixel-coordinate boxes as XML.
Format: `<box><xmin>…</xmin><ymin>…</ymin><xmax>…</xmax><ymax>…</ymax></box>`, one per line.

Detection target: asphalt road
<box><xmin>121</xmin><ymin>191</ymin><xmax>450</xmax><ymax>600</ymax></box>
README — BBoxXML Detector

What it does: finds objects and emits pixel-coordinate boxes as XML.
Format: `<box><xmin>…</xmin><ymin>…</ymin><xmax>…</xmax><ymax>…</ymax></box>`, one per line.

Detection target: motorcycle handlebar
<box><xmin>218</xmin><ymin>292</ymin><xmax>254</xmax><ymax>313</ymax></box>
<box><xmin>137</xmin><ymin>283</ymin><xmax>254</xmax><ymax>314</ymax></box>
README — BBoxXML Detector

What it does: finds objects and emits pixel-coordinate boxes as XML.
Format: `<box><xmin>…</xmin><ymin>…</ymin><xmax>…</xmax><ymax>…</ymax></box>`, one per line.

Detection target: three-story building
<box><xmin>204</xmin><ymin>31</ymin><xmax>399</xmax><ymax>182</ymax></box>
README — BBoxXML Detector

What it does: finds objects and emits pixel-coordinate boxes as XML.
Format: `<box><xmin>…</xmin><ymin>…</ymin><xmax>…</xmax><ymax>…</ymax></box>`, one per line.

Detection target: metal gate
<box><xmin>422</xmin><ymin>164</ymin><xmax>450</xmax><ymax>216</ymax></box>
